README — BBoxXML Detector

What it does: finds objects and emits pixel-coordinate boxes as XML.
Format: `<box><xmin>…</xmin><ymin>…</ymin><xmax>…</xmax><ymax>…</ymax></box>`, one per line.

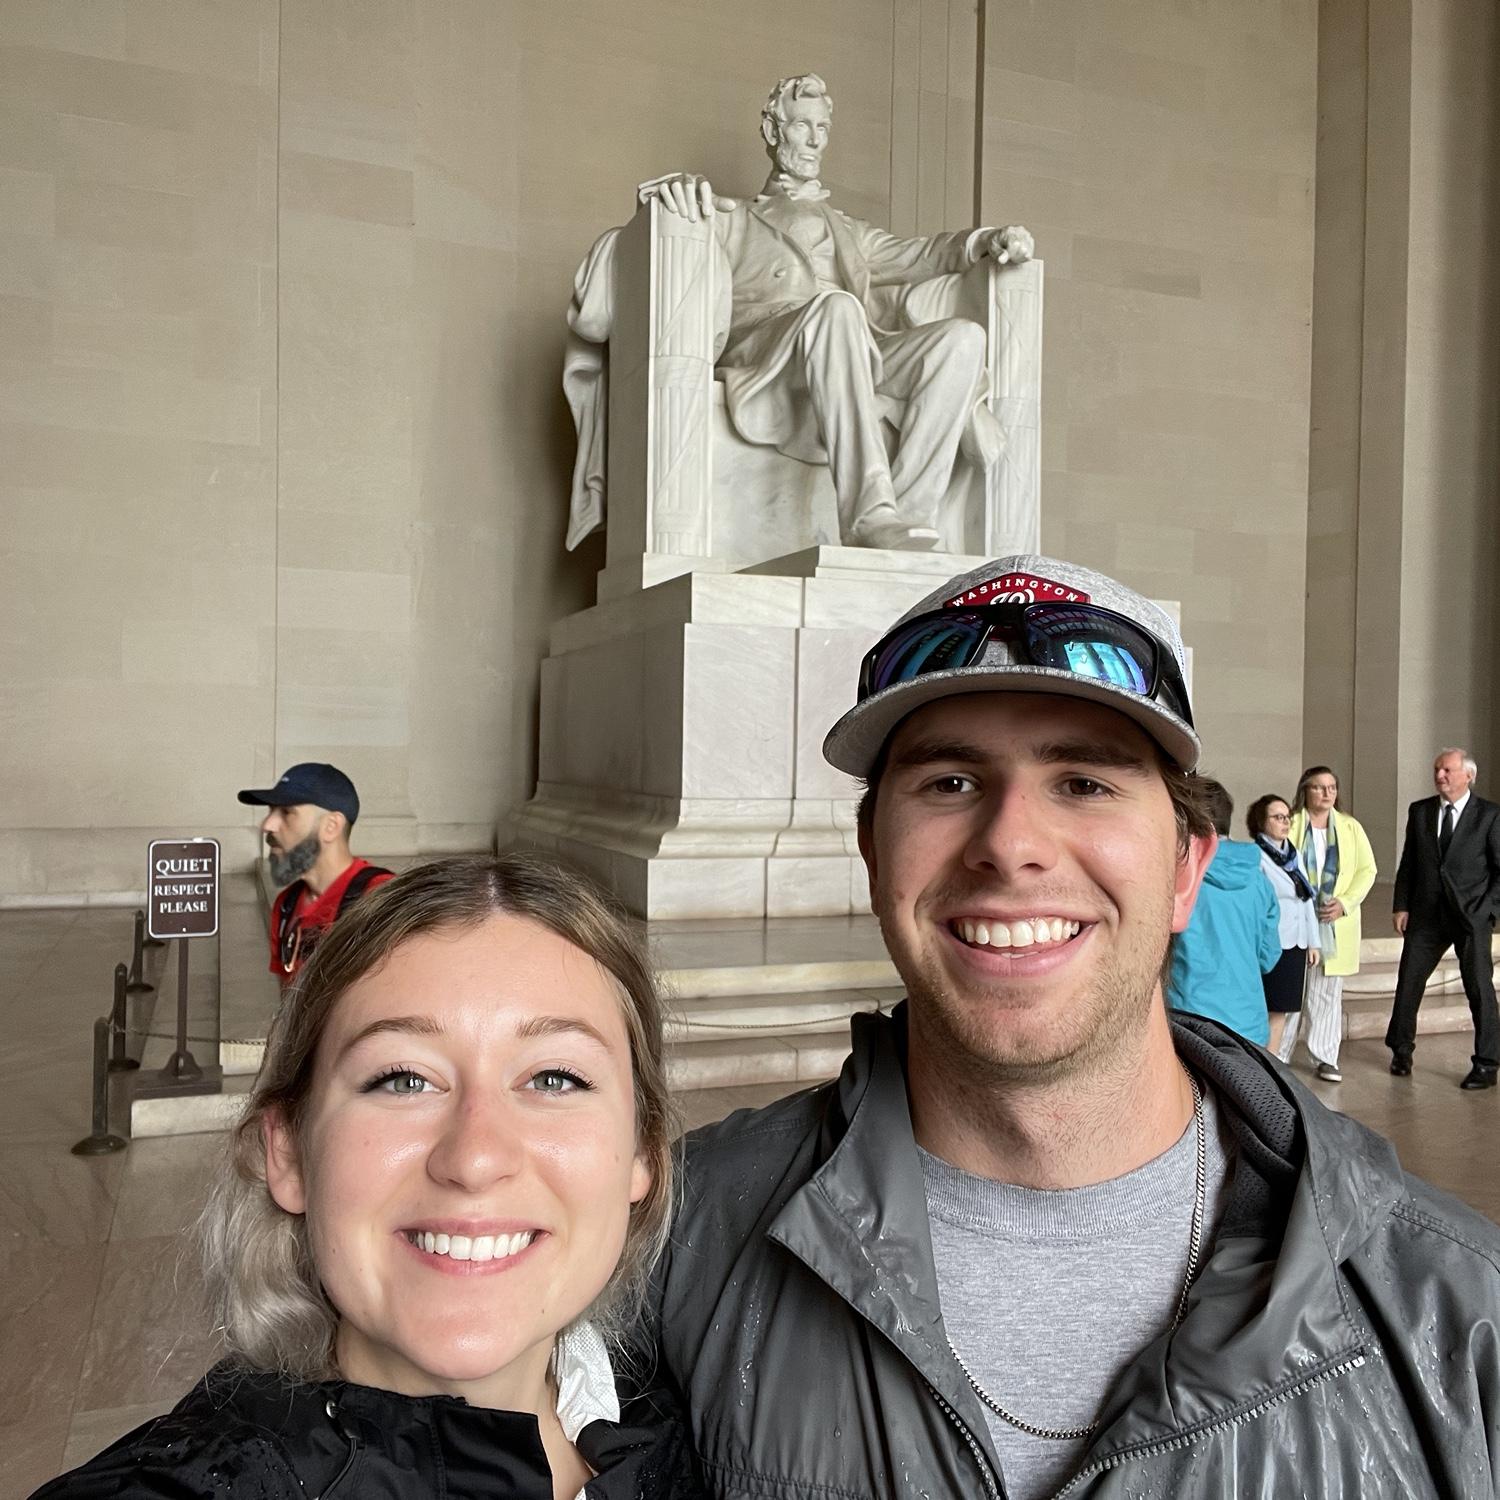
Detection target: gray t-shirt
<box><xmin>921</xmin><ymin>1087</ymin><xmax>1233</xmax><ymax>1500</ymax></box>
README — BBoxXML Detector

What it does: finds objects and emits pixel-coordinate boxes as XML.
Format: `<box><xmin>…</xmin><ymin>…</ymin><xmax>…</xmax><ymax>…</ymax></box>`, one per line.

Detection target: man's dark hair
<box><xmin>855</xmin><ymin>736</ymin><xmax>1218</xmax><ymax>854</ymax></box>
<box><xmin>1196</xmin><ymin>777</ymin><xmax>1234</xmax><ymax>837</ymax></box>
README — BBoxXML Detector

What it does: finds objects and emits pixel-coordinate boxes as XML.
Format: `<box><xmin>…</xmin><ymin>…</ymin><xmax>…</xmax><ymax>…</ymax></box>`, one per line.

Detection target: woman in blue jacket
<box><xmin>1166</xmin><ymin>780</ymin><xmax>1281</xmax><ymax>1045</ymax></box>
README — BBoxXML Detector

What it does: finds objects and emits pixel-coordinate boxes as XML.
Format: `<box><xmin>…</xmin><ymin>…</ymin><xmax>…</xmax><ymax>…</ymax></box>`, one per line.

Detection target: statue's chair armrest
<box><xmin>886</xmin><ymin>258</ymin><xmax>997</xmax><ymax>330</ymax></box>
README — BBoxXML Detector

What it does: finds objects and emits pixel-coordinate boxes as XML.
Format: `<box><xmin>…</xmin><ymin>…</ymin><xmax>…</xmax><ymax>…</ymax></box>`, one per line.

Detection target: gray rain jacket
<box><xmin>635</xmin><ymin>1007</ymin><xmax>1500</xmax><ymax>1498</ymax></box>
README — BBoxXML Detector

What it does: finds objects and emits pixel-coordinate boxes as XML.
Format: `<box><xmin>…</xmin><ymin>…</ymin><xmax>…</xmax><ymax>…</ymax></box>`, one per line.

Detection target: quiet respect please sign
<box><xmin>148</xmin><ymin>838</ymin><xmax>220</xmax><ymax>940</ymax></box>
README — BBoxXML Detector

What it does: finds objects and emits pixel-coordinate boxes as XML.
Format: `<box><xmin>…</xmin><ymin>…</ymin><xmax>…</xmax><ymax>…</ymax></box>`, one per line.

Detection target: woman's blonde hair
<box><xmin>199</xmin><ymin>853</ymin><xmax>676</xmax><ymax>1379</ymax></box>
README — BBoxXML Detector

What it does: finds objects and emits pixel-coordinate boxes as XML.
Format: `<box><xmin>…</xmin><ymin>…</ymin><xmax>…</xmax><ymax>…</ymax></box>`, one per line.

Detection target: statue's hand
<box><xmin>637</xmin><ymin>173</ymin><xmax>738</xmax><ymax>221</ymax></box>
<box><xmin>983</xmin><ymin>224</ymin><xmax>1034</xmax><ymax>265</ymax></box>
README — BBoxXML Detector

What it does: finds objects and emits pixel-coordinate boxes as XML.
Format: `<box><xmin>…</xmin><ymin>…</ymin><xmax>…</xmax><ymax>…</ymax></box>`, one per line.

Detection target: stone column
<box><xmin>1306</xmin><ymin>0</ymin><xmax>1500</xmax><ymax>891</ymax></box>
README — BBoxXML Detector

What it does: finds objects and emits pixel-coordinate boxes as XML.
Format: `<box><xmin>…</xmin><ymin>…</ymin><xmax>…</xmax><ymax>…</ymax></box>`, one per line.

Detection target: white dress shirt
<box><xmin>1438</xmin><ymin>789</ymin><xmax>1472</xmax><ymax>838</ymax></box>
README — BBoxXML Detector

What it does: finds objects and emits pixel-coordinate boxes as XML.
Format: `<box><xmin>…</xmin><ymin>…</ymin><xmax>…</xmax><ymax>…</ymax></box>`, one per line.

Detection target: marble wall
<box><xmin>4</xmin><ymin>0</ymin><xmax>1492</xmax><ymax>898</ymax></box>
<box><xmin>0</xmin><ymin>0</ymin><xmax>980</xmax><ymax>898</ymax></box>
<box><xmin>978</xmin><ymin>0</ymin><xmax>1320</xmax><ymax>816</ymax></box>
<box><xmin>0</xmin><ymin>3</ymin><xmax>281</xmax><ymax>898</ymax></box>
<box><xmin>1304</xmin><ymin>0</ymin><xmax>1499</xmax><ymax>883</ymax></box>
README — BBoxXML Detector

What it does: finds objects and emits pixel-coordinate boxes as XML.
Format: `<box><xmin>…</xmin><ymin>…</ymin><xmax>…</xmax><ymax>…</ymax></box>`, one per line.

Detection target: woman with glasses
<box><xmin>34</xmin><ymin>855</ymin><xmax>703</xmax><ymax>1500</ymax></box>
<box><xmin>1247</xmin><ymin>794</ymin><xmax>1322</xmax><ymax>1056</ymax></box>
<box><xmin>1283</xmin><ymin>767</ymin><xmax>1379</xmax><ymax>1083</ymax></box>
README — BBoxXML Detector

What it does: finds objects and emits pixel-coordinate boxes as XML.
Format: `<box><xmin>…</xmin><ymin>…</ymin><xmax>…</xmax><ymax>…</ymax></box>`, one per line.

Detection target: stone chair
<box><xmin>583</xmin><ymin>198</ymin><xmax>1044</xmax><ymax>601</ymax></box>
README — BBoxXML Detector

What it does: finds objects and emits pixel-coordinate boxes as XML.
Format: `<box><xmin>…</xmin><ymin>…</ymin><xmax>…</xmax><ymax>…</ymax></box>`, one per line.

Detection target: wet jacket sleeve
<box><xmin>26</xmin><ymin>1413</ymin><xmax>304</xmax><ymax>1500</ymax></box>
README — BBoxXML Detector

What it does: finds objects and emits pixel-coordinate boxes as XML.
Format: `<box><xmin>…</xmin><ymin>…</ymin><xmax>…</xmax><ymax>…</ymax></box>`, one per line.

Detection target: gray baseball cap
<box><xmin>822</xmin><ymin>555</ymin><xmax>1200</xmax><ymax>776</ymax></box>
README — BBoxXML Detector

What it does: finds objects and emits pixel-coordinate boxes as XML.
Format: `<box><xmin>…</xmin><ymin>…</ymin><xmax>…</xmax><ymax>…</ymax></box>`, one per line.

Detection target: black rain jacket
<box><xmin>31</xmin><ymin>1360</ymin><xmax>708</xmax><ymax>1499</ymax></box>
<box><xmin>629</xmin><ymin>1006</ymin><xmax>1500</xmax><ymax>1498</ymax></box>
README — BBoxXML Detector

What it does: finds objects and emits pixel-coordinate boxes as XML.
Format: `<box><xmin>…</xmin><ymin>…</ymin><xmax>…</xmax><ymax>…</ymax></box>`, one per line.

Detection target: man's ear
<box><xmin>262</xmin><ymin>1107</ymin><xmax>307</xmax><ymax>1215</ymax></box>
<box><xmin>761</xmin><ymin>115</ymin><xmax>778</xmax><ymax>150</ymax></box>
<box><xmin>1170</xmin><ymin>830</ymin><xmax>1218</xmax><ymax>934</ymax></box>
<box><xmin>856</xmin><ymin>818</ymin><xmax>878</xmax><ymax>905</ymax></box>
<box><xmin>319</xmin><ymin>809</ymin><xmax>347</xmax><ymax>846</ymax></box>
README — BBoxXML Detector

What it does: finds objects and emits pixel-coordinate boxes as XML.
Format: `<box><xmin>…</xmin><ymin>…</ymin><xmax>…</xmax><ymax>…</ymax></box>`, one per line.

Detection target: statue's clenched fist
<box><xmin>979</xmin><ymin>224</ymin><xmax>1034</xmax><ymax>266</ymax></box>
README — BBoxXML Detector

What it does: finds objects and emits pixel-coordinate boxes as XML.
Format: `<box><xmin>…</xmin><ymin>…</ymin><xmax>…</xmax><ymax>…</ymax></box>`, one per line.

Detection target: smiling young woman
<box><xmin>32</xmin><ymin>855</ymin><xmax>704</xmax><ymax>1500</ymax></box>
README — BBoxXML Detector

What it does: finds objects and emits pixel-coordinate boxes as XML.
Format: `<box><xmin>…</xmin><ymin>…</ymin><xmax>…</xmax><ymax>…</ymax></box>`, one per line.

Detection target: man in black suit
<box><xmin>1386</xmin><ymin>747</ymin><xmax>1500</xmax><ymax>1088</ymax></box>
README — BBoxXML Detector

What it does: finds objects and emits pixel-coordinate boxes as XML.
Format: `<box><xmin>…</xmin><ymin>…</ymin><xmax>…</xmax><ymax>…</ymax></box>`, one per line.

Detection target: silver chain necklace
<box><xmin>945</xmin><ymin>1072</ymin><xmax>1207</xmax><ymax>1443</ymax></box>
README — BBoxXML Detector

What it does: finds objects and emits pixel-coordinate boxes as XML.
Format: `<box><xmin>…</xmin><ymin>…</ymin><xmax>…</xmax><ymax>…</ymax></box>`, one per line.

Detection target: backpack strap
<box><xmin>337</xmin><ymin>864</ymin><xmax>393</xmax><ymax>918</ymax></box>
<box><xmin>272</xmin><ymin>879</ymin><xmax>308</xmax><ymax>949</ymax></box>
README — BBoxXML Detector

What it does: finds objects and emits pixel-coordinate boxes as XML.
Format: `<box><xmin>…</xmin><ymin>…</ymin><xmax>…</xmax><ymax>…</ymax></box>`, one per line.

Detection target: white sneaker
<box><xmin>1316</xmin><ymin>1062</ymin><xmax>1343</xmax><ymax>1083</ymax></box>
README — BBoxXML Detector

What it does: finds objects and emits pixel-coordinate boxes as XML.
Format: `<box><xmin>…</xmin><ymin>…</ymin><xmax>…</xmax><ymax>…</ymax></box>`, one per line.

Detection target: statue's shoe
<box><xmin>849</xmin><ymin>517</ymin><xmax>943</xmax><ymax>551</ymax></box>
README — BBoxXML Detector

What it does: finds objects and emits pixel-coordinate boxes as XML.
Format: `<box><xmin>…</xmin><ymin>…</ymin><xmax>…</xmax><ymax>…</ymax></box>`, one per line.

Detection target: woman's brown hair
<box><xmin>199</xmin><ymin>853</ymin><xmax>675</xmax><ymax>1379</ymax></box>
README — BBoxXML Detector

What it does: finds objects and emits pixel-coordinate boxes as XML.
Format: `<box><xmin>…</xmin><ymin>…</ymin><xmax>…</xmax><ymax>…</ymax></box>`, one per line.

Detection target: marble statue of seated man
<box><xmin>638</xmin><ymin>71</ymin><xmax>1032</xmax><ymax>551</ymax></box>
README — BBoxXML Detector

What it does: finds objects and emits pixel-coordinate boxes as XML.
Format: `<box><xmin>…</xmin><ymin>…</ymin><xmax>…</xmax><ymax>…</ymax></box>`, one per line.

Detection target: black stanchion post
<box><xmin>72</xmin><ymin>1017</ymin><xmax>127</xmax><ymax>1156</ymax></box>
<box><xmin>108</xmin><ymin>962</ymin><xmax>139</xmax><ymax>1073</ymax></box>
<box><xmin>126</xmin><ymin>909</ymin><xmax>155</xmax><ymax>994</ymax></box>
<box><xmin>164</xmin><ymin>938</ymin><xmax>202</xmax><ymax>1082</ymax></box>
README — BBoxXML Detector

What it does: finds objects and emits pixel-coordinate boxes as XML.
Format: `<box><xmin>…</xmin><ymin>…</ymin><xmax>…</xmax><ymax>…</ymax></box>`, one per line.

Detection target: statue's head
<box><xmin>761</xmin><ymin>74</ymin><xmax>833</xmax><ymax>182</ymax></box>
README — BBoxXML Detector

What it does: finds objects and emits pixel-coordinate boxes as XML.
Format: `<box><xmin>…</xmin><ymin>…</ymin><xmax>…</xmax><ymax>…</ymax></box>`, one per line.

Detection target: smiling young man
<box><xmin>633</xmin><ymin>556</ymin><xmax>1500</xmax><ymax>1499</ymax></box>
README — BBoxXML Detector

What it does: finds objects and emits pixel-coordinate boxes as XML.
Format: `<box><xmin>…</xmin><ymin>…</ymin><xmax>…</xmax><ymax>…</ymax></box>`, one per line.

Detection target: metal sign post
<box><xmin>136</xmin><ymin>838</ymin><xmax>222</xmax><ymax>1098</ymax></box>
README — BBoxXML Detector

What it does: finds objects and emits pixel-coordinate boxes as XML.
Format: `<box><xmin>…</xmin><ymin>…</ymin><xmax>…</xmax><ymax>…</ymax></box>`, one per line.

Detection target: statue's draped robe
<box><xmin>563</xmin><ymin>198</ymin><xmax>1001</xmax><ymax>549</ymax></box>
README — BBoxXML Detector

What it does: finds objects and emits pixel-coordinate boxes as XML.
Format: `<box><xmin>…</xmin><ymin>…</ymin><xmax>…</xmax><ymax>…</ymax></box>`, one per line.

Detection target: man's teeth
<box><xmin>956</xmin><ymin>917</ymin><xmax>1081</xmax><ymax>949</ymax></box>
<box><xmin>407</xmin><ymin>1230</ymin><xmax>535</xmax><ymax>1262</ymax></box>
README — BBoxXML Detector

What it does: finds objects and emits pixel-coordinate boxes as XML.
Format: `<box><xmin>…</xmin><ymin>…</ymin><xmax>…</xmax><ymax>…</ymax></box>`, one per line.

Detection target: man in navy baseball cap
<box><xmin>237</xmin><ymin>763</ymin><xmax>391</xmax><ymax>983</ymax></box>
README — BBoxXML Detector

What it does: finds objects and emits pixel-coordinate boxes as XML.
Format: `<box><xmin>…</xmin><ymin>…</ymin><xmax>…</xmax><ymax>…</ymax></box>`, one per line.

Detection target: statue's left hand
<box><xmin>983</xmin><ymin>225</ymin><xmax>1034</xmax><ymax>265</ymax></box>
<box><xmin>637</xmin><ymin>173</ymin><xmax>738</xmax><ymax>220</ymax></box>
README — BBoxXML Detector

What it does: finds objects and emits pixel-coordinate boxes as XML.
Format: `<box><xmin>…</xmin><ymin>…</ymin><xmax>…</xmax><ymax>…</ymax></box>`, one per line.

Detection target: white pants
<box><xmin>1276</xmin><ymin>969</ymin><xmax>1344</xmax><ymax>1067</ymax></box>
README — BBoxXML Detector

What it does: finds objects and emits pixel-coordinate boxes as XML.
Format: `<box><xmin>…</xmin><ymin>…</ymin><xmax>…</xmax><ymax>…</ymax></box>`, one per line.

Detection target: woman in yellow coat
<box><xmin>1282</xmin><ymin>764</ymin><xmax>1378</xmax><ymax>1082</ymax></box>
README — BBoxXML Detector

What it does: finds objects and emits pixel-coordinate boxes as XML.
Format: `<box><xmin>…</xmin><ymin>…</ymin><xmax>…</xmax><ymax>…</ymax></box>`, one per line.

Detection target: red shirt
<box><xmin>268</xmin><ymin>857</ymin><xmax>394</xmax><ymax>982</ymax></box>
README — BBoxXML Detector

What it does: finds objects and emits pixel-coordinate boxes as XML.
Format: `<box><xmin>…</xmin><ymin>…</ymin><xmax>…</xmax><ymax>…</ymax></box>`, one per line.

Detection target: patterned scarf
<box><xmin>1256</xmin><ymin>834</ymin><xmax>1314</xmax><ymax>901</ymax></box>
<box><xmin>1300</xmin><ymin>811</ymin><xmax>1341</xmax><ymax>956</ymax></box>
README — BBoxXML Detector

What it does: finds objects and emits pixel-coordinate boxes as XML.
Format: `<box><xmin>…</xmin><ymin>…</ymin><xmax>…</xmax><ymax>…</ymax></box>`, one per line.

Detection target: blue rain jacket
<box><xmin>1168</xmin><ymin>839</ymin><xmax>1281</xmax><ymax>1045</ymax></box>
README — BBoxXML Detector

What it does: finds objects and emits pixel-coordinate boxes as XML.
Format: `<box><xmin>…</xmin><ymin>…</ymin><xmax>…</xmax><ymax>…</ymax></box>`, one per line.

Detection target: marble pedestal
<box><xmin>516</xmin><ymin>545</ymin><xmax>1189</xmax><ymax>920</ymax></box>
<box><xmin>512</xmin><ymin>546</ymin><xmax>995</xmax><ymax>919</ymax></box>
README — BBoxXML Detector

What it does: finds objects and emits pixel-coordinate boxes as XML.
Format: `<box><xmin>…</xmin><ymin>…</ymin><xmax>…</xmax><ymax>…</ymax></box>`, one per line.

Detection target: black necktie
<box><xmin>1440</xmin><ymin>802</ymin><xmax>1455</xmax><ymax>861</ymax></box>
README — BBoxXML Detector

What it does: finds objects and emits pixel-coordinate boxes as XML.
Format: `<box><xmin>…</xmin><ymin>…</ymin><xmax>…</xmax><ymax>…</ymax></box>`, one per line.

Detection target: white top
<box><xmin>1258</xmin><ymin>843</ymin><xmax>1322</xmax><ymax>950</ymax></box>
<box><xmin>551</xmin><ymin>1321</ymin><xmax>621</xmax><ymax>1498</ymax></box>
<box><xmin>1309</xmin><ymin>825</ymin><xmax>1328</xmax><ymax>883</ymax></box>
<box><xmin>1438</xmin><ymin>790</ymin><xmax>1472</xmax><ymax>836</ymax></box>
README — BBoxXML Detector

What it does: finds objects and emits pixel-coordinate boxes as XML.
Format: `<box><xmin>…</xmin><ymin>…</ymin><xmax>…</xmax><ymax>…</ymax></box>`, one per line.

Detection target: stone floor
<box><xmin>2</xmin><ymin>900</ymin><xmax>1497</xmax><ymax>1498</ymax></box>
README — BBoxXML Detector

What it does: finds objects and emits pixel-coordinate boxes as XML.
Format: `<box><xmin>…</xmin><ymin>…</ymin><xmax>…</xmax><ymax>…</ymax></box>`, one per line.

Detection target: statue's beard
<box><xmin>775</xmin><ymin>143</ymin><xmax>824</xmax><ymax>182</ymax></box>
<box><xmin>266</xmin><ymin>830</ymin><xmax>320</xmax><ymax>887</ymax></box>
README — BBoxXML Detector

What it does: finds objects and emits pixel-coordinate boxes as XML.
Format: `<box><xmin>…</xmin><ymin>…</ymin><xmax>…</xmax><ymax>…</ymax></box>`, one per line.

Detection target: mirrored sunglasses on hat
<box><xmin>858</xmin><ymin>600</ymin><xmax>1194</xmax><ymax>727</ymax></box>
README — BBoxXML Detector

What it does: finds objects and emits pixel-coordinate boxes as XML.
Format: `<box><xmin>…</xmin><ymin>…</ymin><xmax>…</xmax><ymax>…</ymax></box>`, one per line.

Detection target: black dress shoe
<box><xmin>1460</xmin><ymin>1066</ymin><xmax>1498</xmax><ymax>1090</ymax></box>
<box><xmin>1389</xmin><ymin>1056</ymin><xmax>1412</xmax><ymax>1076</ymax></box>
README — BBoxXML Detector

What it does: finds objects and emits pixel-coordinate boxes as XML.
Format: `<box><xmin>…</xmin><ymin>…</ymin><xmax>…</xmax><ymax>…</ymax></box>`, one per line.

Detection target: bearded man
<box><xmin>236</xmin><ymin>762</ymin><xmax>392</xmax><ymax>984</ymax></box>
<box><xmin>638</xmin><ymin>73</ymin><xmax>1033</xmax><ymax>550</ymax></box>
<box><xmin>627</xmin><ymin>555</ymin><xmax>1500</xmax><ymax>1498</ymax></box>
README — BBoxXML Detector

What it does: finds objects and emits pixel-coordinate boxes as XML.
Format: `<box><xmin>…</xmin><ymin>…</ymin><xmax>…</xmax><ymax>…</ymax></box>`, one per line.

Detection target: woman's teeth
<box><xmin>406</xmin><ymin>1230</ymin><xmax>535</xmax><ymax>1262</ymax></box>
<box><xmin>955</xmin><ymin>917</ymin><xmax>1081</xmax><ymax>950</ymax></box>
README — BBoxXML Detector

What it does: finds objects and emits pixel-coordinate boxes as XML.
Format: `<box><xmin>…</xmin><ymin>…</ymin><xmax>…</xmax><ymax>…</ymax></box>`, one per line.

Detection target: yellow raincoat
<box><xmin>1288</xmin><ymin>808</ymin><xmax>1378</xmax><ymax>976</ymax></box>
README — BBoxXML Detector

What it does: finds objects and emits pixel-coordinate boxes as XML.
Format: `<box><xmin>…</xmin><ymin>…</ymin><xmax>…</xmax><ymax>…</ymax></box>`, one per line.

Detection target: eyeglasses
<box><xmin>858</xmin><ymin>602</ymin><xmax>1193</xmax><ymax>725</ymax></box>
<box><xmin>1266</xmin><ymin>812</ymin><xmax>1291</xmax><ymax>822</ymax></box>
